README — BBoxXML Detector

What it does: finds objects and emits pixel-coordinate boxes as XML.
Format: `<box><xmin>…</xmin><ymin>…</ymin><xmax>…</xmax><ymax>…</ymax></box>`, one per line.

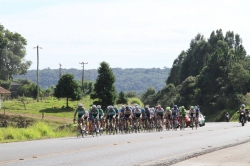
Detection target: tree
<box><xmin>125</xmin><ymin>91</ymin><xmax>137</xmax><ymax>98</ymax></box>
<box><xmin>91</xmin><ymin>61</ymin><xmax>117</xmax><ymax>109</ymax></box>
<box><xmin>54</xmin><ymin>74</ymin><xmax>82</xmax><ymax>108</ymax></box>
<box><xmin>117</xmin><ymin>91</ymin><xmax>128</xmax><ymax>104</ymax></box>
<box><xmin>141</xmin><ymin>87</ymin><xmax>156</xmax><ymax>107</ymax></box>
<box><xmin>0</xmin><ymin>24</ymin><xmax>31</xmax><ymax>80</ymax></box>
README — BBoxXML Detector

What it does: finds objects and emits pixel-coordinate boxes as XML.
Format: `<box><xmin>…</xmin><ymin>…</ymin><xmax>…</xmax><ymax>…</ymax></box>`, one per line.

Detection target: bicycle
<box><xmin>119</xmin><ymin>118</ymin><xmax>125</xmax><ymax>134</ymax></box>
<box><xmin>124</xmin><ymin>117</ymin><xmax>130</xmax><ymax>134</ymax></box>
<box><xmin>179</xmin><ymin>116</ymin><xmax>186</xmax><ymax>130</ymax></box>
<box><xmin>75</xmin><ymin>118</ymin><xmax>87</xmax><ymax>138</ymax></box>
<box><xmin>172</xmin><ymin>116</ymin><xmax>178</xmax><ymax>131</ymax></box>
<box><xmin>165</xmin><ymin>117</ymin><xmax>171</xmax><ymax>131</ymax></box>
<box><xmin>91</xmin><ymin>117</ymin><xmax>101</xmax><ymax>137</ymax></box>
<box><xmin>156</xmin><ymin>115</ymin><xmax>163</xmax><ymax>132</ymax></box>
<box><xmin>133</xmin><ymin>117</ymin><xmax>140</xmax><ymax>133</ymax></box>
<box><xmin>106</xmin><ymin>117</ymin><xmax>115</xmax><ymax>135</ymax></box>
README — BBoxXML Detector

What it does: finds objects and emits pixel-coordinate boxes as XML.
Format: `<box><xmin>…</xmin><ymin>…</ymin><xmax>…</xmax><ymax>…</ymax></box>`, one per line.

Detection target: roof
<box><xmin>0</xmin><ymin>86</ymin><xmax>11</xmax><ymax>95</ymax></box>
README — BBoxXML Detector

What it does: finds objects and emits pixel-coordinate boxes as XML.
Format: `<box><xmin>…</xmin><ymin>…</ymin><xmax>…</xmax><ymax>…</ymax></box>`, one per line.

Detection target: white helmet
<box><xmin>97</xmin><ymin>105</ymin><xmax>101</xmax><ymax>109</ymax></box>
<box><xmin>121</xmin><ymin>105</ymin><xmax>125</xmax><ymax>109</ymax></box>
<box><xmin>78</xmin><ymin>103</ymin><xmax>83</xmax><ymax>107</ymax></box>
<box><xmin>92</xmin><ymin>105</ymin><xmax>97</xmax><ymax>109</ymax></box>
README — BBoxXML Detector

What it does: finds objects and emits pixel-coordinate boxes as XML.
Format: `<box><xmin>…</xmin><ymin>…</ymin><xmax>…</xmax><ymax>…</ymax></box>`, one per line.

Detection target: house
<box><xmin>9</xmin><ymin>81</ymin><xmax>23</xmax><ymax>98</ymax></box>
<box><xmin>0</xmin><ymin>86</ymin><xmax>11</xmax><ymax>108</ymax></box>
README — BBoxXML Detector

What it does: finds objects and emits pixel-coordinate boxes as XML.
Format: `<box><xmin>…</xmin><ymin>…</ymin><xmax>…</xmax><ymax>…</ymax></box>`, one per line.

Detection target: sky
<box><xmin>0</xmin><ymin>0</ymin><xmax>250</xmax><ymax>70</ymax></box>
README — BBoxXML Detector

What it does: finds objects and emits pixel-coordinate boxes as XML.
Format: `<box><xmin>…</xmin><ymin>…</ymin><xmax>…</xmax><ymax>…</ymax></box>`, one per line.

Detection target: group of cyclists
<box><xmin>73</xmin><ymin>103</ymin><xmax>202</xmax><ymax>135</ymax></box>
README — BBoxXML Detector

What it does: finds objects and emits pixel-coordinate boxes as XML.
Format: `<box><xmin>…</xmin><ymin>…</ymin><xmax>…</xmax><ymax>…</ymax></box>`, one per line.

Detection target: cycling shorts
<box><xmin>135</xmin><ymin>114</ymin><xmax>141</xmax><ymax>118</ymax></box>
<box><xmin>157</xmin><ymin>114</ymin><xmax>163</xmax><ymax>119</ymax></box>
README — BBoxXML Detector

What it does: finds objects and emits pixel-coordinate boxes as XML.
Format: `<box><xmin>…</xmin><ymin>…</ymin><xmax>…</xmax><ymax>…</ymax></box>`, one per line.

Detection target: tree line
<box><xmin>140</xmin><ymin>29</ymin><xmax>250</xmax><ymax>115</ymax></box>
<box><xmin>13</xmin><ymin>67</ymin><xmax>170</xmax><ymax>95</ymax></box>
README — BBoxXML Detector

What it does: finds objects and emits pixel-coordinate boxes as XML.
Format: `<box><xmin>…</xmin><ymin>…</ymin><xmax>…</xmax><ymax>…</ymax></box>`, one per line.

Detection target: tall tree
<box><xmin>54</xmin><ymin>74</ymin><xmax>82</xmax><ymax>108</ymax></box>
<box><xmin>0</xmin><ymin>24</ymin><xmax>31</xmax><ymax>80</ymax></box>
<box><xmin>117</xmin><ymin>91</ymin><xmax>128</xmax><ymax>104</ymax></box>
<box><xmin>91</xmin><ymin>61</ymin><xmax>117</xmax><ymax>109</ymax></box>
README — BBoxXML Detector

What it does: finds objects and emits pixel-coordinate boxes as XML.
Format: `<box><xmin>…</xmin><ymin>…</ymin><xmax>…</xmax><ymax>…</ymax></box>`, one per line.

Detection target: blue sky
<box><xmin>1</xmin><ymin>0</ymin><xmax>250</xmax><ymax>70</ymax></box>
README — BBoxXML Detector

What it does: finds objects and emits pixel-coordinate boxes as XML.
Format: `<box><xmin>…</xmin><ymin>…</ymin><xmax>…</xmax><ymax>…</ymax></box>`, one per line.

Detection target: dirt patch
<box><xmin>1</xmin><ymin>112</ymin><xmax>72</xmax><ymax>124</ymax></box>
<box><xmin>0</xmin><ymin>114</ymin><xmax>35</xmax><ymax>128</ymax></box>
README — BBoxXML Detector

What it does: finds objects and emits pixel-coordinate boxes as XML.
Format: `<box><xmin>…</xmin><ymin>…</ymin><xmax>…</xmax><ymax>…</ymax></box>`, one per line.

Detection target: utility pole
<box><xmin>33</xmin><ymin>45</ymin><xmax>42</xmax><ymax>102</ymax></box>
<box><xmin>59</xmin><ymin>63</ymin><xmax>62</xmax><ymax>79</ymax></box>
<box><xmin>79</xmin><ymin>62</ymin><xmax>88</xmax><ymax>95</ymax></box>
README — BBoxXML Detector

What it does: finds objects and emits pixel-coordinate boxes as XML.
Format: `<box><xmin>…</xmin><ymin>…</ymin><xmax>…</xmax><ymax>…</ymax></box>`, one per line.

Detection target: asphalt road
<box><xmin>0</xmin><ymin>122</ymin><xmax>250</xmax><ymax>166</ymax></box>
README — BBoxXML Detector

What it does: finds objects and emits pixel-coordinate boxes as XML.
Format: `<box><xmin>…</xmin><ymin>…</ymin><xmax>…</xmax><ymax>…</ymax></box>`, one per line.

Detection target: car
<box><xmin>185</xmin><ymin>111</ymin><xmax>205</xmax><ymax>127</ymax></box>
<box><xmin>199</xmin><ymin>113</ymin><xmax>205</xmax><ymax>127</ymax></box>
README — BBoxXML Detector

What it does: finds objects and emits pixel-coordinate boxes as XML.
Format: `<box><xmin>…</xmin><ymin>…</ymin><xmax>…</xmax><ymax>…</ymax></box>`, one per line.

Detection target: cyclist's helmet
<box><xmin>241</xmin><ymin>104</ymin><xmax>245</xmax><ymax>108</ymax></box>
<box><xmin>182</xmin><ymin>106</ymin><xmax>185</xmax><ymax>109</ymax></box>
<box><xmin>121</xmin><ymin>105</ymin><xmax>125</xmax><ymax>109</ymax></box>
<box><xmin>114</xmin><ymin>105</ymin><xmax>118</xmax><ymax>109</ymax></box>
<box><xmin>174</xmin><ymin>105</ymin><xmax>177</xmax><ymax>109</ymax></box>
<box><xmin>109</xmin><ymin>106</ymin><xmax>113</xmax><ymax>109</ymax></box>
<box><xmin>166</xmin><ymin>107</ymin><xmax>170</xmax><ymax>111</ymax></box>
<box><xmin>78</xmin><ymin>103</ymin><xmax>83</xmax><ymax>107</ymax></box>
<box><xmin>97</xmin><ymin>105</ymin><xmax>101</xmax><ymax>109</ymax></box>
<box><xmin>190</xmin><ymin>106</ymin><xmax>194</xmax><ymax>109</ymax></box>
<box><xmin>92</xmin><ymin>105</ymin><xmax>97</xmax><ymax>109</ymax></box>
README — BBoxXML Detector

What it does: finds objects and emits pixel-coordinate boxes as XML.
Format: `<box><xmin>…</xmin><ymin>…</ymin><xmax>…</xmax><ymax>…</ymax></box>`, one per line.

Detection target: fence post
<box><xmin>42</xmin><ymin>111</ymin><xmax>44</xmax><ymax>120</ymax></box>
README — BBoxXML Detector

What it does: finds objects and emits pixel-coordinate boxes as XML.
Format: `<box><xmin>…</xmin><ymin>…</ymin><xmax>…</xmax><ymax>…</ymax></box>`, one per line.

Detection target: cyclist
<box><xmin>97</xmin><ymin>105</ymin><xmax>104</xmax><ymax>130</ymax></box>
<box><xmin>144</xmin><ymin>106</ymin><xmax>151</xmax><ymax>128</ymax></box>
<box><xmin>195</xmin><ymin>106</ymin><xmax>200</xmax><ymax>124</ymax></box>
<box><xmin>238</xmin><ymin>104</ymin><xmax>246</xmax><ymax>123</ymax></box>
<box><xmin>171</xmin><ymin>105</ymin><xmax>179</xmax><ymax>128</ymax></box>
<box><xmin>89</xmin><ymin>105</ymin><xmax>100</xmax><ymax>132</ymax></box>
<box><xmin>73</xmin><ymin>103</ymin><xmax>86</xmax><ymax>131</ymax></box>
<box><xmin>83</xmin><ymin>109</ymin><xmax>89</xmax><ymax>133</ymax></box>
<box><xmin>119</xmin><ymin>105</ymin><xmax>126</xmax><ymax>117</ymax></box>
<box><xmin>150</xmin><ymin>107</ymin><xmax>155</xmax><ymax>126</ymax></box>
<box><xmin>189</xmin><ymin>106</ymin><xmax>196</xmax><ymax>126</ymax></box>
<box><xmin>165</xmin><ymin>107</ymin><xmax>172</xmax><ymax>127</ymax></box>
<box><xmin>133</xmin><ymin>106</ymin><xmax>142</xmax><ymax>128</ymax></box>
<box><xmin>106</xmin><ymin>106</ymin><xmax>116</xmax><ymax>128</ymax></box>
<box><xmin>114</xmin><ymin>105</ymin><xmax>120</xmax><ymax>131</ymax></box>
<box><xmin>179</xmin><ymin>106</ymin><xmax>186</xmax><ymax>127</ymax></box>
<box><xmin>155</xmin><ymin>105</ymin><xmax>164</xmax><ymax>127</ymax></box>
<box><xmin>141</xmin><ymin>107</ymin><xmax>146</xmax><ymax>129</ymax></box>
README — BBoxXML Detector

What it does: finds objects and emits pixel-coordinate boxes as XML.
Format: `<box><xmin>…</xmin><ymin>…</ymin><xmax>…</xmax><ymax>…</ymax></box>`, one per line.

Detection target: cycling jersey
<box><xmin>75</xmin><ymin>108</ymin><xmax>86</xmax><ymax>120</ymax></box>
<box><xmin>145</xmin><ymin>109</ymin><xmax>150</xmax><ymax>118</ymax></box>
<box><xmin>180</xmin><ymin>109</ymin><xmax>186</xmax><ymax>117</ymax></box>
<box><xmin>124</xmin><ymin>109</ymin><xmax>132</xmax><ymax>118</ymax></box>
<box><xmin>134</xmin><ymin>109</ymin><xmax>141</xmax><ymax>118</ymax></box>
<box><xmin>171</xmin><ymin>108</ymin><xmax>179</xmax><ymax>117</ymax></box>
<box><xmin>89</xmin><ymin>108</ymin><xmax>99</xmax><ymax>119</ymax></box>
<box><xmin>156</xmin><ymin>108</ymin><xmax>164</xmax><ymax>115</ymax></box>
<box><xmin>107</xmin><ymin>109</ymin><xmax>116</xmax><ymax>119</ymax></box>
<box><xmin>98</xmin><ymin>109</ymin><xmax>104</xmax><ymax>119</ymax></box>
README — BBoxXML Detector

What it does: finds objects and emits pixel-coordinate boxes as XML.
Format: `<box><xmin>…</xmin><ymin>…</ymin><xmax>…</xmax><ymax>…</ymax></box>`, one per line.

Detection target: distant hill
<box><xmin>13</xmin><ymin>68</ymin><xmax>170</xmax><ymax>95</ymax></box>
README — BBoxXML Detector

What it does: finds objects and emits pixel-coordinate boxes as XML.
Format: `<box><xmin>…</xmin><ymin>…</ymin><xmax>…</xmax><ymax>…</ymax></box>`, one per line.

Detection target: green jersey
<box><xmin>180</xmin><ymin>108</ymin><xmax>186</xmax><ymax>116</ymax></box>
<box><xmin>107</xmin><ymin>109</ymin><xmax>116</xmax><ymax>116</ymax></box>
<box><xmin>89</xmin><ymin>108</ymin><xmax>99</xmax><ymax>119</ymax></box>
<box><xmin>75</xmin><ymin>108</ymin><xmax>86</xmax><ymax>119</ymax></box>
<box><xmin>98</xmin><ymin>108</ymin><xmax>104</xmax><ymax>119</ymax></box>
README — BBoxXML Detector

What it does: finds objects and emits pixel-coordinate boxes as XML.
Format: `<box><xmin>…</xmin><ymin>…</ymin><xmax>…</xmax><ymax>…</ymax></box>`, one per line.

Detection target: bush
<box><xmin>129</xmin><ymin>98</ymin><xmax>143</xmax><ymax>107</ymax></box>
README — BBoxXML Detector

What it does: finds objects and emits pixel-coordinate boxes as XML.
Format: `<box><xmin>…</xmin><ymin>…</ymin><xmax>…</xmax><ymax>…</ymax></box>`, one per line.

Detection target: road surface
<box><xmin>0</xmin><ymin>122</ymin><xmax>250</xmax><ymax>166</ymax></box>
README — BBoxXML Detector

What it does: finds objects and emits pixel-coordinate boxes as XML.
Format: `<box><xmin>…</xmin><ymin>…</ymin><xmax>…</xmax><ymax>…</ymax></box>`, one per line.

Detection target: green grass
<box><xmin>1</xmin><ymin>96</ymin><xmax>94</xmax><ymax>120</ymax></box>
<box><xmin>205</xmin><ymin>108</ymin><xmax>239</xmax><ymax>122</ymax></box>
<box><xmin>0</xmin><ymin>121</ymin><xmax>75</xmax><ymax>143</ymax></box>
<box><xmin>0</xmin><ymin>96</ymin><xmax>144</xmax><ymax>143</ymax></box>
